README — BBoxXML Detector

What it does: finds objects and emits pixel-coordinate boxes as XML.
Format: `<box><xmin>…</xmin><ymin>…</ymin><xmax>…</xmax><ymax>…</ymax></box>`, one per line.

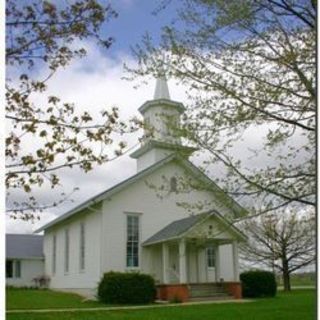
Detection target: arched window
<box><xmin>170</xmin><ymin>177</ymin><xmax>178</xmax><ymax>193</ymax></box>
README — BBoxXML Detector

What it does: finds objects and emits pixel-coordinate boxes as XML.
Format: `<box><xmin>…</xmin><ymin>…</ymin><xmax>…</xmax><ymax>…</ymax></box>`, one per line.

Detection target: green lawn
<box><xmin>6</xmin><ymin>289</ymin><xmax>315</xmax><ymax>320</ymax></box>
<box><xmin>6</xmin><ymin>288</ymin><xmax>105</xmax><ymax>310</ymax></box>
<box><xmin>277</xmin><ymin>272</ymin><xmax>316</xmax><ymax>287</ymax></box>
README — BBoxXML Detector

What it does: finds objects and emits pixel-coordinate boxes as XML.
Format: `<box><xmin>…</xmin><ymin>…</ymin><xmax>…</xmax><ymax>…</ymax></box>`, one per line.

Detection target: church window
<box><xmin>170</xmin><ymin>177</ymin><xmax>178</xmax><ymax>192</ymax></box>
<box><xmin>6</xmin><ymin>260</ymin><xmax>21</xmax><ymax>278</ymax></box>
<box><xmin>206</xmin><ymin>246</ymin><xmax>215</xmax><ymax>268</ymax></box>
<box><xmin>79</xmin><ymin>222</ymin><xmax>85</xmax><ymax>271</ymax></box>
<box><xmin>64</xmin><ymin>229</ymin><xmax>69</xmax><ymax>273</ymax></box>
<box><xmin>126</xmin><ymin>215</ymin><xmax>140</xmax><ymax>268</ymax></box>
<box><xmin>15</xmin><ymin>260</ymin><xmax>21</xmax><ymax>278</ymax></box>
<box><xmin>52</xmin><ymin>234</ymin><xmax>56</xmax><ymax>274</ymax></box>
<box><xmin>6</xmin><ymin>260</ymin><xmax>13</xmax><ymax>278</ymax></box>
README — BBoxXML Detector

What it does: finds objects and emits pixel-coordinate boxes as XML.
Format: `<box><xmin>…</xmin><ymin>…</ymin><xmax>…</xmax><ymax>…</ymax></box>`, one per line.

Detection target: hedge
<box><xmin>240</xmin><ymin>270</ymin><xmax>277</xmax><ymax>298</ymax></box>
<box><xmin>97</xmin><ymin>271</ymin><xmax>156</xmax><ymax>304</ymax></box>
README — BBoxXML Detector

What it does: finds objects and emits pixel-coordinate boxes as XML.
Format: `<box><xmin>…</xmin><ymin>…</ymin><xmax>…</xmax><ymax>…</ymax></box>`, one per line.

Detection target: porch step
<box><xmin>189</xmin><ymin>283</ymin><xmax>230</xmax><ymax>299</ymax></box>
<box><xmin>188</xmin><ymin>294</ymin><xmax>232</xmax><ymax>302</ymax></box>
<box><xmin>190</xmin><ymin>290</ymin><xmax>226</xmax><ymax>297</ymax></box>
<box><xmin>190</xmin><ymin>286</ymin><xmax>225</xmax><ymax>293</ymax></box>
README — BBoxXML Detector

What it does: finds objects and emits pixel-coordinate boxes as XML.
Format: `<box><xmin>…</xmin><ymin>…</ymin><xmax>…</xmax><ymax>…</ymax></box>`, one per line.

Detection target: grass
<box><xmin>6</xmin><ymin>288</ymin><xmax>105</xmax><ymax>310</ymax></box>
<box><xmin>6</xmin><ymin>289</ymin><xmax>316</xmax><ymax>320</ymax></box>
<box><xmin>277</xmin><ymin>272</ymin><xmax>315</xmax><ymax>287</ymax></box>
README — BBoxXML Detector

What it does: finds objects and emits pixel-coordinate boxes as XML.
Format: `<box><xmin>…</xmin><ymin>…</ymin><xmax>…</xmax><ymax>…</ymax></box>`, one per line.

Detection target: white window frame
<box><xmin>125</xmin><ymin>213</ymin><xmax>142</xmax><ymax>270</ymax></box>
<box><xmin>79</xmin><ymin>222</ymin><xmax>85</xmax><ymax>272</ymax></box>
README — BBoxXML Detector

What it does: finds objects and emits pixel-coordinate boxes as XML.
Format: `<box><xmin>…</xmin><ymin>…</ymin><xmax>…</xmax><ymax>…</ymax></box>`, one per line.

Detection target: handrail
<box><xmin>168</xmin><ymin>267</ymin><xmax>180</xmax><ymax>282</ymax></box>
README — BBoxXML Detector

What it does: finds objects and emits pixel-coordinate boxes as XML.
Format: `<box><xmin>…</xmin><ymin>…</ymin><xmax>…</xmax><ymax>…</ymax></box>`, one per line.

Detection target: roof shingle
<box><xmin>143</xmin><ymin>213</ymin><xmax>207</xmax><ymax>246</ymax></box>
<box><xmin>6</xmin><ymin>234</ymin><xmax>44</xmax><ymax>259</ymax></box>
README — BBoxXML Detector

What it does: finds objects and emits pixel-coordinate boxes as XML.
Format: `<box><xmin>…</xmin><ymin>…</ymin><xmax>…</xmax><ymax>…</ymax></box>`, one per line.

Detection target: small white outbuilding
<box><xmin>6</xmin><ymin>234</ymin><xmax>45</xmax><ymax>287</ymax></box>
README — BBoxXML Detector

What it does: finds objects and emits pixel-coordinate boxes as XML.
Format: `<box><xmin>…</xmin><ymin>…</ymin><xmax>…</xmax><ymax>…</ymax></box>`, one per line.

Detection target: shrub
<box><xmin>97</xmin><ymin>271</ymin><xmax>156</xmax><ymax>304</ymax></box>
<box><xmin>240</xmin><ymin>270</ymin><xmax>277</xmax><ymax>298</ymax></box>
<box><xmin>32</xmin><ymin>275</ymin><xmax>50</xmax><ymax>288</ymax></box>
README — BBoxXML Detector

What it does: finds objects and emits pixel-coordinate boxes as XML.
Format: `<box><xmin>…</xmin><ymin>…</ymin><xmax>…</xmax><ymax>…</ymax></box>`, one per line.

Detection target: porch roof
<box><xmin>143</xmin><ymin>213</ymin><xmax>206</xmax><ymax>246</ymax></box>
<box><xmin>143</xmin><ymin>210</ymin><xmax>246</xmax><ymax>246</ymax></box>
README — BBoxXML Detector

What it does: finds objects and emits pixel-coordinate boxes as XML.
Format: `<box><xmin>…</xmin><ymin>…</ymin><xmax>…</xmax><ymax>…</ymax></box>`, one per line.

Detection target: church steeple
<box><xmin>153</xmin><ymin>76</ymin><xmax>170</xmax><ymax>100</ymax></box>
<box><xmin>138</xmin><ymin>77</ymin><xmax>184</xmax><ymax>145</ymax></box>
<box><xmin>130</xmin><ymin>77</ymin><xmax>196</xmax><ymax>172</ymax></box>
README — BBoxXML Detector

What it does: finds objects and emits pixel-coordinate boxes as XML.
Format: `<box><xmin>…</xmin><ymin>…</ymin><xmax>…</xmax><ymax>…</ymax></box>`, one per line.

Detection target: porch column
<box><xmin>179</xmin><ymin>238</ymin><xmax>187</xmax><ymax>283</ymax></box>
<box><xmin>215</xmin><ymin>243</ymin><xmax>221</xmax><ymax>282</ymax></box>
<box><xmin>232</xmin><ymin>240</ymin><xmax>240</xmax><ymax>281</ymax></box>
<box><xmin>162</xmin><ymin>242</ymin><xmax>169</xmax><ymax>284</ymax></box>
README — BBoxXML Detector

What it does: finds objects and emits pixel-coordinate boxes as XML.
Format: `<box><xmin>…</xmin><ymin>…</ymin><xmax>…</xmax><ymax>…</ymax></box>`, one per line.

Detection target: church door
<box><xmin>206</xmin><ymin>246</ymin><xmax>216</xmax><ymax>282</ymax></box>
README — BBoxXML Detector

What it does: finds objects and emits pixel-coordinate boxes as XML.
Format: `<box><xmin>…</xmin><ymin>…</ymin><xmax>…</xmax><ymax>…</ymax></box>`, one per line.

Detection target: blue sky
<box><xmin>6</xmin><ymin>0</ymin><xmax>180</xmax><ymax>78</ymax></box>
<box><xmin>99</xmin><ymin>0</ymin><xmax>180</xmax><ymax>57</ymax></box>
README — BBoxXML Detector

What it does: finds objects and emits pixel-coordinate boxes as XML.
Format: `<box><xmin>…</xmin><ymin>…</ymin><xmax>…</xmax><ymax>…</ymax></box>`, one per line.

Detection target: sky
<box><xmin>106</xmin><ymin>0</ymin><xmax>180</xmax><ymax>55</ymax></box>
<box><xmin>6</xmin><ymin>0</ymin><xmax>187</xmax><ymax>233</ymax></box>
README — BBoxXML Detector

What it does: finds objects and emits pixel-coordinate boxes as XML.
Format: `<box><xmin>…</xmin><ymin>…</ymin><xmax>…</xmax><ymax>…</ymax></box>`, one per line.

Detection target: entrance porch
<box><xmin>142</xmin><ymin>212</ymin><xmax>246</xmax><ymax>301</ymax></box>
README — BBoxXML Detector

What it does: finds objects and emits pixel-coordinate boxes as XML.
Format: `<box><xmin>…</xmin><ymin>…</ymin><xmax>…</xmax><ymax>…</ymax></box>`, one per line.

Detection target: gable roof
<box><xmin>143</xmin><ymin>210</ymin><xmax>246</xmax><ymax>246</ymax></box>
<box><xmin>35</xmin><ymin>153</ymin><xmax>247</xmax><ymax>233</ymax></box>
<box><xmin>6</xmin><ymin>234</ymin><xmax>44</xmax><ymax>259</ymax></box>
<box><xmin>143</xmin><ymin>213</ymin><xmax>207</xmax><ymax>246</ymax></box>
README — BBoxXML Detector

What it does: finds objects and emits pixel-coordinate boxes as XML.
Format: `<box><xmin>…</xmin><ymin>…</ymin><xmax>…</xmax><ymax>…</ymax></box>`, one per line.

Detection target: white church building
<box><xmin>35</xmin><ymin>78</ymin><xmax>247</xmax><ymax>301</ymax></box>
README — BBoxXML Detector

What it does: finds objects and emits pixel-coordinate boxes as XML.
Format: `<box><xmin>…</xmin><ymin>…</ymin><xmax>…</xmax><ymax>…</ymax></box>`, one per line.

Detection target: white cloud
<box><xmin>6</xmin><ymin>211</ymin><xmax>57</xmax><ymax>235</ymax></box>
<box><xmin>6</xmin><ymin>41</ymin><xmax>310</xmax><ymax>233</ymax></box>
<box><xmin>6</xmin><ymin>41</ymin><xmax>189</xmax><ymax>233</ymax></box>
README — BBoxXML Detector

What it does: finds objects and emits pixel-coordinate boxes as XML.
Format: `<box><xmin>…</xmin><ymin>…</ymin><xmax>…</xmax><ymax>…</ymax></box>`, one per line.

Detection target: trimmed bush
<box><xmin>97</xmin><ymin>271</ymin><xmax>156</xmax><ymax>304</ymax></box>
<box><xmin>240</xmin><ymin>270</ymin><xmax>277</xmax><ymax>298</ymax></box>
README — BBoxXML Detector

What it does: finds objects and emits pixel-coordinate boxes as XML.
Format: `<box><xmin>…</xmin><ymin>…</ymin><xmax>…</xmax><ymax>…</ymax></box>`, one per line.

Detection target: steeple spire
<box><xmin>153</xmin><ymin>76</ymin><xmax>170</xmax><ymax>100</ymax></box>
<box><xmin>130</xmin><ymin>76</ymin><xmax>197</xmax><ymax>172</ymax></box>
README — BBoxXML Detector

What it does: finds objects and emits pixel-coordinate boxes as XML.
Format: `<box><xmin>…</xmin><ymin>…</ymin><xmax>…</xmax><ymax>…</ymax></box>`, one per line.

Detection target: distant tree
<box><xmin>6</xmin><ymin>0</ymin><xmax>133</xmax><ymax>220</ymax></box>
<box><xmin>129</xmin><ymin>0</ymin><xmax>316</xmax><ymax>216</ymax></box>
<box><xmin>240</xmin><ymin>210</ymin><xmax>315</xmax><ymax>291</ymax></box>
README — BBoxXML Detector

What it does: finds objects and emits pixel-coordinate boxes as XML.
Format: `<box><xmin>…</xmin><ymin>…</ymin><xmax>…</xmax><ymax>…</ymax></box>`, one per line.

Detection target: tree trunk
<box><xmin>282</xmin><ymin>260</ymin><xmax>291</xmax><ymax>291</ymax></box>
